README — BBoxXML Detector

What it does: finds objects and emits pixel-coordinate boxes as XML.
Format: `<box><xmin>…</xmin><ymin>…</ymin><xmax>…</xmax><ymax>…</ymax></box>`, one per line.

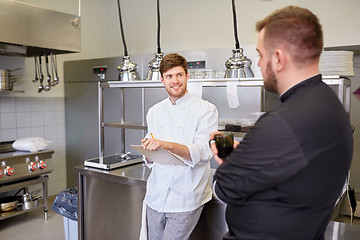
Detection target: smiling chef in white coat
<box><xmin>140</xmin><ymin>53</ymin><xmax>218</xmax><ymax>240</ymax></box>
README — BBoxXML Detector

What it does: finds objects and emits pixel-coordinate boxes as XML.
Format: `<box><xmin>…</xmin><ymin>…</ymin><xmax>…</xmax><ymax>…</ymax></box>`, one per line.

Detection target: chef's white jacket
<box><xmin>144</xmin><ymin>92</ymin><xmax>218</xmax><ymax>212</ymax></box>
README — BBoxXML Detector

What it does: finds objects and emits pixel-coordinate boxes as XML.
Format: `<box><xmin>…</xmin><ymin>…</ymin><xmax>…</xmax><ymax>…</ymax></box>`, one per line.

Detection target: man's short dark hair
<box><xmin>160</xmin><ymin>53</ymin><xmax>188</xmax><ymax>77</ymax></box>
<box><xmin>256</xmin><ymin>5</ymin><xmax>323</xmax><ymax>65</ymax></box>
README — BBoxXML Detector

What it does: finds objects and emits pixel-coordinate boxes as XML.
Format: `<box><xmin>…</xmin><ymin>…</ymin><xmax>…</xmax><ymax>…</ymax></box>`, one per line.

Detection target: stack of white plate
<box><xmin>319</xmin><ymin>51</ymin><xmax>354</xmax><ymax>77</ymax></box>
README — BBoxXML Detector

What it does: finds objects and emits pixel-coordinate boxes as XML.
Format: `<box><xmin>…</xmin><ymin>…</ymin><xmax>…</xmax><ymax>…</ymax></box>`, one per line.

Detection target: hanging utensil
<box><xmin>51</xmin><ymin>53</ymin><xmax>59</xmax><ymax>85</ymax></box>
<box><xmin>50</xmin><ymin>54</ymin><xmax>56</xmax><ymax>86</ymax></box>
<box><xmin>38</xmin><ymin>56</ymin><xmax>45</xmax><ymax>93</ymax></box>
<box><xmin>33</xmin><ymin>57</ymin><xmax>39</xmax><ymax>82</ymax></box>
<box><xmin>44</xmin><ymin>55</ymin><xmax>51</xmax><ymax>91</ymax></box>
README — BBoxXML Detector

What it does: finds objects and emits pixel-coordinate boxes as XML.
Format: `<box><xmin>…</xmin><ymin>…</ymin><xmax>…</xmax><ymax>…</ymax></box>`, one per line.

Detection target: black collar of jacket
<box><xmin>280</xmin><ymin>74</ymin><xmax>322</xmax><ymax>103</ymax></box>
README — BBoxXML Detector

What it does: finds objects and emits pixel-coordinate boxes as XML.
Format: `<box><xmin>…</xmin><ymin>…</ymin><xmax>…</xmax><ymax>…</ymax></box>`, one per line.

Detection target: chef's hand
<box><xmin>141</xmin><ymin>137</ymin><xmax>162</xmax><ymax>151</ymax></box>
<box><xmin>144</xmin><ymin>156</ymin><xmax>153</xmax><ymax>164</ymax></box>
<box><xmin>209</xmin><ymin>131</ymin><xmax>239</xmax><ymax>165</ymax></box>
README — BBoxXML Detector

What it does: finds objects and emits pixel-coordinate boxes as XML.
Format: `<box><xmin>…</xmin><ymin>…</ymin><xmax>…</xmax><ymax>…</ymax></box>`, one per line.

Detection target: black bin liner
<box><xmin>51</xmin><ymin>187</ymin><xmax>78</xmax><ymax>221</ymax></box>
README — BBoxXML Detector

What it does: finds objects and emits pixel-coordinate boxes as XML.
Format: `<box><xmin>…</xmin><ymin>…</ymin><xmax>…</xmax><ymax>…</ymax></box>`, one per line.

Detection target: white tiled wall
<box><xmin>0</xmin><ymin>95</ymin><xmax>67</xmax><ymax>196</ymax></box>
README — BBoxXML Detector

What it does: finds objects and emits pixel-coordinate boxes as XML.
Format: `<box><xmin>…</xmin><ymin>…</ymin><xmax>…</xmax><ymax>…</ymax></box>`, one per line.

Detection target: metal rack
<box><xmin>0</xmin><ymin>90</ymin><xmax>25</xmax><ymax>94</ymax></box>
<box><xmin>0</xmin><ymin>175</ymin><xmax>49</xmax><ymax>220</ymax></box>
<box><xmin>94</xmin><ymin>76</ymin><xmax>351</xmax><ymax>168</ymax></box>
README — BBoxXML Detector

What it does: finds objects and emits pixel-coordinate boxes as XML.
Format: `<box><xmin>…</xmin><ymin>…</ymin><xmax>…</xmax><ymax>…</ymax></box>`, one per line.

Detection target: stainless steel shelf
<box><xmin>218</xmin><ymin>128</ymin><xmax>247</xmax><ymax>138</ymax></box>
<box><xmin>102</xmin><ymin>121</ymin><xmax>147</xmax><ymax>130</ymax></box>
<box><xmin>0</xmin><ymin>90</ymin><xmax>25</xmax><ymax>94</ymax></box>
<box><xmin>322</xmin><ymin>76</ymin><xmax>351</xmax><ymax>85</ymax></box>
<box><xmin>98</xmin><ymin>76</ymin><xmax>350</xmax><ymax>159</ymax></box>
<box><xmin>0</xmin><ymin>175</ymin><xmax>48</xmax><ymax>193</ymax></box>
<box><xmin>103</xmin><ymin>78</ymin><xmax>265</xmax><ymax>88</ymax></box>
<box><xmin>101</xmin><ymin>76</ymin><xmax>350</xmax><ymax>88</ymax></box>
<box><xmin>0</xmin><ymin>204</ymin><xmax>44</xmax><ymax>221</ymax></box>
<box><xmin>0</xmin><ymin>175</ymin><xmax>49</xmax><ymax>221</ymax></box>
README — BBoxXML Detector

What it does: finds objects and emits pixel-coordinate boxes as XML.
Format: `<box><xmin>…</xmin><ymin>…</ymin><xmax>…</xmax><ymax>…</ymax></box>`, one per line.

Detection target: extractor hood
<box><xmin>0</xmin><ymin>0</ymin><xmax>81</xmax><ymax>57</ymax></box>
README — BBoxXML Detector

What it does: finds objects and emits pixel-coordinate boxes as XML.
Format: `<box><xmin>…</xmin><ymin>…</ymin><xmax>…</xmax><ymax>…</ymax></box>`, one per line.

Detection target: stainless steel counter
<box><xmin>75</xmin><ymin>162</ymin><xmax>227</xmax><ymax>240</ymax></box>
<box><xmin>75</xmin><ymin>163</ymin><xmax>148</xmax><ymax>240</ymax></box>
<box><xmin>325</xmin><ymin>221</ymin><xmax>360</xmax><ymax>239</ymax></box>
<box><xmin>75</xmin><ymin>161</ymin><xmax>150</xmax><ymax>186</ymax></box>
<box><xmin>75</xmin><ymin>163</ymin><xmax>360</xmax><ymax>240</ymax></box>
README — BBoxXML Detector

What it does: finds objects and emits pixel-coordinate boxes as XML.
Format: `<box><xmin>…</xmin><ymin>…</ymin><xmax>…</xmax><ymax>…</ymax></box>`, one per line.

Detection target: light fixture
<box><xmin>224</xmin><ymin>0</ymin><xmax>254</xmax><ymax>78</ymax></box>
<box><xmin>146</xmin><ymin>0</ymin><xmax>163</xmax><ymax>81</ymax></box>
<box><xmin>118</xmin><ymin>56</ymin><xmax>140</xmax><ymax>81</ymax></box>
<box><xmin>116</xmin><ymin>0</ymin><xmax>140</xmax><ymax>81</ymax></box>
<box><xmin>147</xmin><ymin>52</ymin><xmax>163</xmax><ymax>81</ymax></box>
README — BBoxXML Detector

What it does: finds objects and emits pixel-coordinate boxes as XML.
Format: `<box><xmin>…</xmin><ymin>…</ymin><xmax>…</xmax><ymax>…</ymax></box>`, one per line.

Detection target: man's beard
<box><xmin>165</xmin><ymin>83</ymin><xmax>187</xmax><ymax>100</ymax></box>
<box><xmin>263</xmin><ymin>61</ymin><xmax>278</xmax><ymax>94</ymax></box>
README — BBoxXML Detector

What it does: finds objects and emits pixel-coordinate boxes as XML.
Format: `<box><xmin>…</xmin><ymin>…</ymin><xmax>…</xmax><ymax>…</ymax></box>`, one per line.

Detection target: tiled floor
<box><xmin>0</xmin><ymin>196</ymin><xmax>65</xmax><ymax>240</ymax></box>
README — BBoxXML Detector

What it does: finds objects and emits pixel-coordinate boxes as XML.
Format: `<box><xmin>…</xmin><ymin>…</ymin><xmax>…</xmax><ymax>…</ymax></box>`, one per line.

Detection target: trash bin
<box><xmin>51</xmin><ymin>187</ymin><xmax>78</xmax><ymax>240</ymax></box>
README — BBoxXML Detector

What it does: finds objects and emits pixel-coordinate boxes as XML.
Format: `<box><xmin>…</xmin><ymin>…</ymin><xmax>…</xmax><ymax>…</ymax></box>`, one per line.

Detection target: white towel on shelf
<box><xmin>12</xmin><ymin>137</ymin><xmax>52</xmax><ymax>152</ymax></box>
<box><xmin>226</xmin><ymin>81</ymin><xmax>240</xmax><ymax>108</ymax></box>
<box><xmin>187</xmin><ymin>81</ymin><xmax>203</xmax><ymax>98</ymax></box>
<box><xmin>139</xmin><ymin>200</ymin><xmax>148</xmax><ymax>240</ymax></box>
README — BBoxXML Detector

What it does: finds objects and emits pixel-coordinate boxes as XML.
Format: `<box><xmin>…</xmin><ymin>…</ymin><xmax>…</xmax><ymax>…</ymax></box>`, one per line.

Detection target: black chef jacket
<box><xmin>214</xmin><ymin>74</ymin><xmax>353</xmax><ymax>240</ymax></box>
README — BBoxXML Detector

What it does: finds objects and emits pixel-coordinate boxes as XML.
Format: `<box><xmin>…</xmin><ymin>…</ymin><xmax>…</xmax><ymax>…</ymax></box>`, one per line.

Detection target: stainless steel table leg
<box><xmin>43</xmin><ymin>175</ymin><xmax>49</xmax><ymax>220</ymax></box>
<box><xmin>78</xmin><ymin>172</ymin><xmax>84</xmax><ymax>240</ymax></box>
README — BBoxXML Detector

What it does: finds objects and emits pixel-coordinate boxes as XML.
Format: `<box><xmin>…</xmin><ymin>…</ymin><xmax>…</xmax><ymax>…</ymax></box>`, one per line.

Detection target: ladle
<box><xmin>51</xmin><ymin>53</ymin><xmax>59</xmax><ymax>85</ymax></box>
<box><xmin>33</xmin><ymin>57</ymin><xmax>39</xmax><ymax>82</ymax></box>
<box><xmin>44</xmin><ymin>55</ymin><xmax>51</xmax><ymax>91</ymax></box>
<box><xmin>38</xmin><ymin>56</ymin><xmax>44</xmax><ymax>93</ymax></box>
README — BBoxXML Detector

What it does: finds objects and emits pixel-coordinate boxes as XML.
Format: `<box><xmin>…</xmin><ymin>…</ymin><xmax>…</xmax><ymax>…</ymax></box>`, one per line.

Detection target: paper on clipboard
<box><xmin>130</xmin><ymin>145</ymin><xmax>187</xmax><ymax>166</ymax></box>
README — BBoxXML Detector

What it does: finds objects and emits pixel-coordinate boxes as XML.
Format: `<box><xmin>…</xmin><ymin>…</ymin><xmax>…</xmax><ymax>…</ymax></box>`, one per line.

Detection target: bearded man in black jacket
<box><xmin>210</xmin><ymin>5</ymin><xmax>353</xmax><ymax>240</ymax></box>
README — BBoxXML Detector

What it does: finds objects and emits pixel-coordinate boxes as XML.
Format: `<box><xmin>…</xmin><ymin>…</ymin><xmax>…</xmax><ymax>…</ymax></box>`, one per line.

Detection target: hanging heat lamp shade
<box><xmin>116</xmin><ymin>0</ymin><xmax>141</xmax><ymax>81</ymax></box>
<box><xmin>224</xmin><ymin>0</ymin><xmax>254</xmax><ymax>78</ymax></box>
<box><xmin>146</xmin><ymin>0</ymin><xmax>163</xmax><ymax>81</ymax></box>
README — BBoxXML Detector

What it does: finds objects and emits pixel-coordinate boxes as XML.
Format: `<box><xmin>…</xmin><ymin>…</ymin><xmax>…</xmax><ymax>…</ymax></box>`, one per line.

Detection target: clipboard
<box><xmin>130</xmin><ymin>145</ymin><xmax>187</xmax><ymax>166</ymax></box>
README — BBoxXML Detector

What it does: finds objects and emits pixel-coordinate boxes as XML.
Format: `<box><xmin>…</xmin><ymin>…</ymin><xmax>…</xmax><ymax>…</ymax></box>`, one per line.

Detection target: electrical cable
<box><xmin>117</xmin><ymin>0</ymin><xmax>128</xmax><ymax>56</ymax></box>
<box><xmin>231</xmin><ymin>0</ymin><xmax>240</xmax><ymax>49</ymax></box>
<box><xmin>157</xmin><ymin>0</ymin><xmax>161</xmax><ymax>54</ymax></box>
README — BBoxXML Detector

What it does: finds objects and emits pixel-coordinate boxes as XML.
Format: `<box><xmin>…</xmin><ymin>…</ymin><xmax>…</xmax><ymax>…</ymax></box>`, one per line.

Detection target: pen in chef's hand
<box><xmin>141</xmin><ymin>133</ymin><xmax>153</xmax><ymax>145</ymax></box>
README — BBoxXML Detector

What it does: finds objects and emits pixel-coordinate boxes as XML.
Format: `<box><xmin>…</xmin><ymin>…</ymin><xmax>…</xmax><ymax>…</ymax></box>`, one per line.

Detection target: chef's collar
<box><xmin>280</xmin><ymin>74</ymin><xmax>322</xmax><ymax>102</ymax></box>
<box><xmin>167</xmin><ymin>91</ymin><xmax>190</xmax><ymax>105</ymax></box>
